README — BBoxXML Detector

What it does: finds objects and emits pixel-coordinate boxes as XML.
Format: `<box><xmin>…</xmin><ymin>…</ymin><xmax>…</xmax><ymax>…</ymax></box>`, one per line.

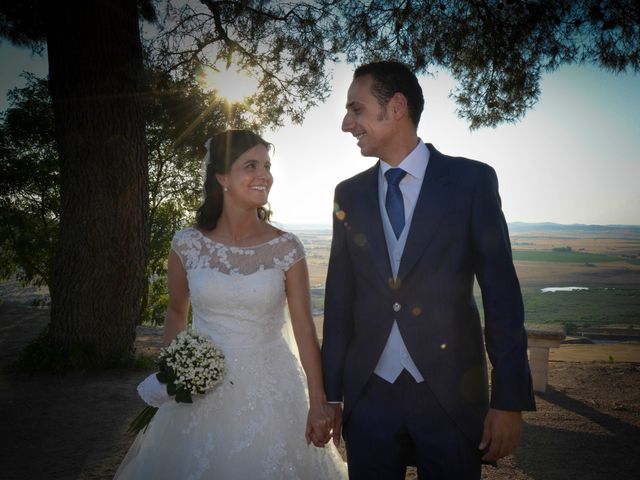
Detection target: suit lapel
<box><xmin>354</xmin><ymin>164</ymin><xmax>393</xmax><ymax>283</ymax></box>
<box><xmin>398</xmin><ymin>145</ymin><xmax>454</xmax><ymax>280</ymax></box>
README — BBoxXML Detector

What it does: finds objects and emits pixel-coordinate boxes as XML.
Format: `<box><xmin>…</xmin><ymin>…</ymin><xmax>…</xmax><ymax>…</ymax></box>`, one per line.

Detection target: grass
<box><xmin>315</xmin><ymin>284</ymin><xmax>640</xmax><ymax>333</ymax></box>
<box><xmin>9</xmin><ymin>325</ymin><xmax>157</xmax><ymax>374</ymax></box>
<box><xmin>522</xmin><ymin>285</ymin><xmax>640</xmax><ymax>330</ymax></box>
<box><xmin>475</xmin><ymin>285</ymin><xmax>640</xmax><ymax>332</ymax></box>
<box><xmin>512</xmin><ymin>250</ymin><xmax>623</xmax><ymax>263</ymax></box>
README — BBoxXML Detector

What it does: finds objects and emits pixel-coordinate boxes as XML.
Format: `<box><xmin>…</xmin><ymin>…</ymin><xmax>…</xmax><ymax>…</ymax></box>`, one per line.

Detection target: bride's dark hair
<box><xmin>196</xmin><ymin>129</ymin><xmax>273</xmax><ymax>230</ymax></box>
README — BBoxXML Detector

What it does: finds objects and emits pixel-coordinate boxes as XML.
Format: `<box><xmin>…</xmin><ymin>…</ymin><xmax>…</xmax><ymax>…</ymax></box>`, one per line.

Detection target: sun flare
<box><xmin>198</xmin><ymin>65</ymin><xmax>258</xmax><ymax>103</ymax></box>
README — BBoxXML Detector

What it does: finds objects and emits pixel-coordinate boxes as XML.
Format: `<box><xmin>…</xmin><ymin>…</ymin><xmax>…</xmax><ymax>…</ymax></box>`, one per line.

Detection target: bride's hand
<box><xmin>305</xmin><ymin>402</ymin><xmax>334</xmax><ymax>447</ymax></box>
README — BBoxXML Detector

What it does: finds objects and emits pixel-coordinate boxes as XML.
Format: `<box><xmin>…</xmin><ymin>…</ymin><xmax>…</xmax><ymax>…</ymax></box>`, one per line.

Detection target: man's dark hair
<box><xmin>354</xmin><ymin>61</ymin><xmax>424</xmax><ymax>127</ymax></box>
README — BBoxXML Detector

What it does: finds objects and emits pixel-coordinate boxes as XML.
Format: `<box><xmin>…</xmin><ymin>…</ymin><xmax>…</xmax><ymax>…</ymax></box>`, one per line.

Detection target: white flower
<box><xmin>157</xmin><ymin>330</ymin><xmax>226</xmax><ymax>397</ymax></box>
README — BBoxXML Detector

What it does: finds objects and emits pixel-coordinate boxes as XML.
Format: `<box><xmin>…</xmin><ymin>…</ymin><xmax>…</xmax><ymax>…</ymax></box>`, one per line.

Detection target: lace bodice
<box><xmin>171</xmin><ymin>227</ymin><xmax>304</xmax><ymax>275</ymax></box>
<box><xmin>171</xmin><ymin>228</ymin><xmax>304</xmax><ymax>349</ymax></box>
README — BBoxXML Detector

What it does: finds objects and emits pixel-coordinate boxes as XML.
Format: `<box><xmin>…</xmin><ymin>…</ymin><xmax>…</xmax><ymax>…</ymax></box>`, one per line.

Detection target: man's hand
<box><xmin>328</xmin><ymin>403</ymin><xmax>343</xmax><ymax>447</ymax></box>
<box><xmin>305</xmin><ymin>402</ymin><xmax>334</xmax><ymax>447</ymax></box>
<box><xmin>478</xmin><ymin>408</ymin><xmax>522</xmax><ymax>462</ymax></box>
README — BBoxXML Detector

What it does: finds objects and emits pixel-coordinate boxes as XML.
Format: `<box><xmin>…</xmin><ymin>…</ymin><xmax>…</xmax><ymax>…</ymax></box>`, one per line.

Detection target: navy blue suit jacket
<box><xmin>321</xmin><ymin>144</ymin><xmax>535</xmax><ymax>444</ymax></box>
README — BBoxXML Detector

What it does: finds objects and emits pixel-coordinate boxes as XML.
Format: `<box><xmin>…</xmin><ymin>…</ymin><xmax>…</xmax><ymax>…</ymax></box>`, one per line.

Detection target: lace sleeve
<box><xmin>275</xmin><ymin>232</ymin><xmax>306</xmax><ymax>272</ymax></box>
<box><xmin>170</xmin><ymin>228</ymin><xmax>201</xmax><ymax>269</ymax></box>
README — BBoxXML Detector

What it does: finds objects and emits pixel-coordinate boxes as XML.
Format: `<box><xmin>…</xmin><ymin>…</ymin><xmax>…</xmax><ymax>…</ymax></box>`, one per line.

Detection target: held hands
<box><xmin>305</xmin><ymin>401</ymin><xmax>333</xmax><ymax>447</ymax></box>
<box><xmin>478</xmin><ymin>408</ymin><xmax>523</xmax><ymax>462</ymax></box>
<box><xmin>305</xmin><ymin>402</ymin><xmax>343</xmax><ymax>448</ymax></box>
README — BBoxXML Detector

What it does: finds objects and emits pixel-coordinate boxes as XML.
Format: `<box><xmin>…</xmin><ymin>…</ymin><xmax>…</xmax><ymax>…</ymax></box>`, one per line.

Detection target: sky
<box><xmin>2</xmin><ymin>41</ymin><xmax>639</xmax><ymax>227</ymax></box>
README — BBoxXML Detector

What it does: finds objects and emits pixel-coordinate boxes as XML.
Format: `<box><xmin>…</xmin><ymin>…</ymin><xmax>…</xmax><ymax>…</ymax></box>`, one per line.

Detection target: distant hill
<box><xmin>508</xmin><ymin>222</ymin><xmax>640</xmax><ymax>234</ymax></box>
<box><xmin>287</xmin><ymin>222</ymin><xmax>640</xmax><ymax>235</ymax></box>
<box><xmin>284</xmin><ymin>224</ymin><xmax>331</xmax><ymax>232</ymax></box>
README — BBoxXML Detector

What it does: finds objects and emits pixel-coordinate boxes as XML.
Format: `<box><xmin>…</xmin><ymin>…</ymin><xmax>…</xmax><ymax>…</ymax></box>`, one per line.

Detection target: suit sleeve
<box><xmin>321</xmin><ymin>185</ymin><xmax>355</xmax><ymax>402</ymax></box>
<box><xmin>471</xmin><ymin>165</ymin><xmax>536</xmax><ymax>411</ymax></box>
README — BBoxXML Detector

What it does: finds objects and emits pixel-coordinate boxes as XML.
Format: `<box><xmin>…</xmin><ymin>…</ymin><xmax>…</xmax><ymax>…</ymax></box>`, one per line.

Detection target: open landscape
<box><xmin>509</xmin><ymin>223</ymin><xmax>640</xmax><ymax>329</ymax></box>
<box><xmin>297</xmin><ymin>223</ymin><xmax>640</xmax><ymax>339</ymax></box>
<box><xmin>1</xmin><ymin>222</ymin><xmax>639</xmax><ymax>479</ymax></box>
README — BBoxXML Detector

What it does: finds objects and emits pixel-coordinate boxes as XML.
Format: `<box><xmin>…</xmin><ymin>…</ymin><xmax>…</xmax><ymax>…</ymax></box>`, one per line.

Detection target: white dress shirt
<box><xmin>373</xmin><ymin>139</ymin><xmax>429</xmax><ymax>383</ymax></box>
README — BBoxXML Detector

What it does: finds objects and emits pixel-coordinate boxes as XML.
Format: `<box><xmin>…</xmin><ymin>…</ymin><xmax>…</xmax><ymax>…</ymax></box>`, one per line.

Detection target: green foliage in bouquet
<box><xmin>157</xmin><ymin>361</ymin><xmax>193</xmax><ymax>403</ymax></box>
<box><xmin>127</xmin><ymin>405</ymin><xmax>158</xmax><ymax>435</ymax></box>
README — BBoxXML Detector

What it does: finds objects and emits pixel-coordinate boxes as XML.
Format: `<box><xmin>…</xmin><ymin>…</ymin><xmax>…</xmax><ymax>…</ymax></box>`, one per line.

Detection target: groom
<box><xmin>321</xmin><ymin>61</ymin><xmax>535</xmax><ymax>479</ymax></box>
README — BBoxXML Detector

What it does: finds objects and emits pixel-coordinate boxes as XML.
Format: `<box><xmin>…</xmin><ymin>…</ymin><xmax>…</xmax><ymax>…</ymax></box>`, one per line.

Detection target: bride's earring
<box><xmin>223</xmin><ymin>186</ymin><xmax>228</xmax><ymax>192</ymax></box>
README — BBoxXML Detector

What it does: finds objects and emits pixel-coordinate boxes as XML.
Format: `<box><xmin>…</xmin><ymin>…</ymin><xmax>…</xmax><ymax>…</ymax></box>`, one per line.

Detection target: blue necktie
<box><xmin>385</xmin><ymin>168</ymin><xmax>407</xmax><ymax>239</ymax></box>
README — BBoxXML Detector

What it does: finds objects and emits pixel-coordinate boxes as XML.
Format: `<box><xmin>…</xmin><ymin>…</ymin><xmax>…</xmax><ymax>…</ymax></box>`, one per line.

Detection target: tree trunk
<box><xmin>46</xmin><ymin>0</ymin><xmax>148</xmax><ymax>365</ymax></box>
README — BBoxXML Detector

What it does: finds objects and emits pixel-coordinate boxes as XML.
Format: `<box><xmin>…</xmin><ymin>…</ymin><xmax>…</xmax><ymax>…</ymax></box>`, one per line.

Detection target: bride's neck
<box><xmin>215</xmin><ymin>210</ymin><xmax>264</xmax><ymax>243</ymax></box>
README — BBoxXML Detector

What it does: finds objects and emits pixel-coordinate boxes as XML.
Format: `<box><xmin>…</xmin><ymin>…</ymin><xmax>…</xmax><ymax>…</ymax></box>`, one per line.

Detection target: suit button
<box><xmin>393</xmin><ymin>302</ymin><xmax>401</xmax><ymax>312</ymax></box>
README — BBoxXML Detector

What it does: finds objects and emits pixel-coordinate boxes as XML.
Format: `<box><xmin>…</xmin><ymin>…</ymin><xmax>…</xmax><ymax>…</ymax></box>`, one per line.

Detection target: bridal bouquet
<box><xmin>128</xmin><ymin>330</ymin><xmax>226</xmax><ymax>434</ymax></box>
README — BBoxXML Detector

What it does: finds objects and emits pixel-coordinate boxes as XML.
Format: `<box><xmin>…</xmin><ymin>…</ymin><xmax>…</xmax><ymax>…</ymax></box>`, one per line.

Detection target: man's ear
<box><xmin>390</xmin><ymin>92</ymin><xmax>408</xmax><ymax>120</ymax></box>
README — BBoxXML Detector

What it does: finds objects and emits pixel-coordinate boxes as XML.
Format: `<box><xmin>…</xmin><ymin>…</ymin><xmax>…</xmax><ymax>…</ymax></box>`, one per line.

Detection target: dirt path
<box><xmin>1</xmin><ymin>304</ymin><xmax>639</xmax><ymax>479</ymax></box>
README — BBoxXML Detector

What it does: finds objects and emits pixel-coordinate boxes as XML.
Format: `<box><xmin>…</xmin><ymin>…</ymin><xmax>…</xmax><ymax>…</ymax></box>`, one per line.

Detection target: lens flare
<box><xmin>197</xmin><ymin>64</ymin><xmax>257</xmax><ymax>103</ymax></box>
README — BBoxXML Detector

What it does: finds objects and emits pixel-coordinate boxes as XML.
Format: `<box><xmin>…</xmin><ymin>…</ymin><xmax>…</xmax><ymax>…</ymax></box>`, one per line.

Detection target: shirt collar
<box><xmin>379</xmin><ymin>139</ymin><xmax>429</xmax><ymax>180</ymax></box>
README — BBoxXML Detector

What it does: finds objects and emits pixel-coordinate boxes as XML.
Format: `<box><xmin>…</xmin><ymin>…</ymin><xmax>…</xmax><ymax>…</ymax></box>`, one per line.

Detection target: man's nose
<box><xmin>341</xmin><ymin>113</ymin><xmax>353</xmax><ymax>132</ymax></box>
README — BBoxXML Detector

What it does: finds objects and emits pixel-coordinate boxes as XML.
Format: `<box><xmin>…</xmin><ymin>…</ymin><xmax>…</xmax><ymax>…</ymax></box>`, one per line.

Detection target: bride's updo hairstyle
<box><xmin>196</xmin><ymin>129</ymin><xmax>273</xmax><ymax>230</ymax></box>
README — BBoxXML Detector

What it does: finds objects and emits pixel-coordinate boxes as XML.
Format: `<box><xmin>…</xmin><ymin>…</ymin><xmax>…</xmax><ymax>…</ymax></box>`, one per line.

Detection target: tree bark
<box><xmin>46</xmin><ymin>0</ymin><xmax>148</xmax><ymax>364</ymax></box>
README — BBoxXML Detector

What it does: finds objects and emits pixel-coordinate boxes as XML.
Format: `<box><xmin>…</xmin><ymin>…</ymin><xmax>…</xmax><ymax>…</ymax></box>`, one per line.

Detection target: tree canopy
<box><xmin>0</xmin><ymin>75</ymin><xmax>58</xmax><ymax>290</ymax></box>
<box><xmin>149</xmin><ymin>0</ymin><xmax>640</xmax><ymax>129</ymax></box>
<box><xmin>336</xmin><ymin>0</ymin><xmax>640</xmax><ymax>128</ymax></box>
<box><xmin>3</xmin><ymin>1</ymin><xmax>639</xmax><ymax>129</ymax></box>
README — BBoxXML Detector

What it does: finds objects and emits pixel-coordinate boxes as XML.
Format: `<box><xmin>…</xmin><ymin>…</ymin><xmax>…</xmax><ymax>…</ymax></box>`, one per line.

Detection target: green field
<box><xmin>475</xmin><ymin>285</ymin><xmax>640</xmax><ymax>331</ymax></box>
<box><xmin>318</xmin><ymin>284</ymin><xmax>640</xmax><ymax>331</ymax></box>
<box><xmin>512</xmin><ymin>250</ymin><xmax>624</xmax><ymax>263</ymax></box>
<box><xmin>522</xmin><ymin>286</ymin><xmax>640</xmax><ymax>330</ymax></box>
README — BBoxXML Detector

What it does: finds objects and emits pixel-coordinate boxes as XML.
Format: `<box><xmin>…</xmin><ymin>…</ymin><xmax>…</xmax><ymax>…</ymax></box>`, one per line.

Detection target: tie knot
<box><xmin>385</xmin><ymin>168</ymin><xmax>406</xmax><ymax>186</ymax></box>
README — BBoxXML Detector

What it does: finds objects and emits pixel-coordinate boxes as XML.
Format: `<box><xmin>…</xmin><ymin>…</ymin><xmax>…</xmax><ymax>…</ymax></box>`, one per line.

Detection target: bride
<box><xmin>115</xmin><ymin>129</ymin><xmax>347</xmax><ymax>479</ymax></box>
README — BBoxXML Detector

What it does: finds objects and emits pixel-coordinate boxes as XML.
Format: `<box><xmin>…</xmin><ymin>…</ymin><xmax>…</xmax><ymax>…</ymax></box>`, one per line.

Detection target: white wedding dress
<box><xmin>115</xmin><ymin>228</ymin><xmax>347</xmax><ymax>479</ymax></box>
